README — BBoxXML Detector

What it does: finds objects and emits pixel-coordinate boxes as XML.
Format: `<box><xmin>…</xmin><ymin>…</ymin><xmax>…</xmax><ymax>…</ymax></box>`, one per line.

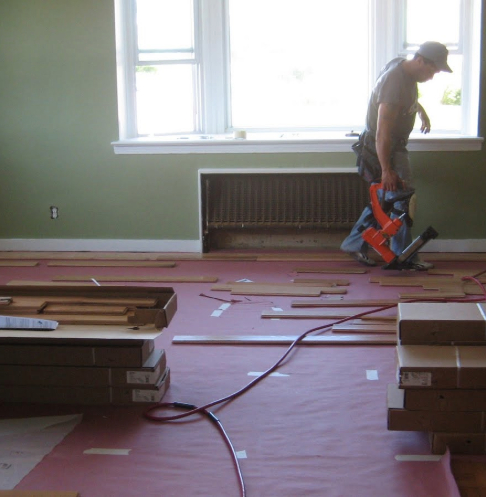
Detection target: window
<box><xmin>113</xmin><ymin>0</ymin><xmax>482</xmax><ymax>153</ymax></box>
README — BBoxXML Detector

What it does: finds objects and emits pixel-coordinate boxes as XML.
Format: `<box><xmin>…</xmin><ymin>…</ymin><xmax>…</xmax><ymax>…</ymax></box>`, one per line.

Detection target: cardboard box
<box><xmin>387</xmin><ymin>384</ymin><xmax>484</xmax><ymax>432</ymax></box>
<box><xmin>0</xmin><ymin>367</ymin><xmax>170</xmax><ymax>405</ymax></box>
<box><xmin>396</xmin><ymin>345</ymin><xmax>486</xmax><ymax>389</ymax></box>
<box><xmin>0</xmin><ymin>339</ymin><xmax>154</xmax><ymax>367</ymax></box>
<box><xmin>110</xmin><ymin>349</ymin><xmax>166</xmax><ymax>387</ymax></box>
<box><xmin>403</xmin><ymin>387</ymin><xmax>486</xmax><ymax>411</ymax></box>
<box><xmin>430</xmin><ymin>432</ymin><xmax>486</xmax><ymax>455</ymax></box>
<box><xmin>398</xmin><ymin>302</ymin><xmax>486</xmax><ymax>344</ymax></box>
<box><xmin>0</xmin><ymin>349</ymin><xmax>165</xmax><ymax>387</ymax></box>
<box><xmin>111</xmin><ymin>367</ymin><xmax>171</xmax><ymax>404</ymax></box>
<box><xmin>0</xmin><ymin>285</ymin><xmax>177</xmax><ymax>340</ymax></box>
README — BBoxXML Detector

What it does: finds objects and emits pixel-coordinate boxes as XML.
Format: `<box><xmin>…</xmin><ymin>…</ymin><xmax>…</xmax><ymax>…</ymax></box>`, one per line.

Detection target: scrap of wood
<box><xmin>398</xmin><ymin>290</ymin><xmax>467</xmax><ymax>299</ymax></box>
<box><xmin>231</xmin><ymin>286</ymin><xmax>325</xmax><ymax>297</ymax></box>
<box><xmin>256</xmin><ymin>254</ymin><xmax>356</xmax><ymax>262</ymax></box>
<box><xmin>369</xmin><ymin>276</ymin><xmax>456</xmax><ymax>287</ymax></box>
<box><xmin>262</xmin><ymin>309</ymin><xmax>363</xmax><ymax>319</ymax></box>
<box><xmin>291</xmin><ymin>298</ymin><xmax>400</xmax><ymax>307</ymax></box>
<box><xmin>52</xmin><ymin>275</ymin><xmax>218</xmax><ymax>283</ymax></box>
<box><xmin>292</xmin><ymin>278</ymin><xmax>350</xmax><ymax>286</ymax></box>
<box><xmin>0</xmin><ymin>260</ymin><xmax>39</xmax><ymax>267</ymax></box>
<box><xmin>47</xmin><ymin>260</ymin><xmax>176</xmax><ymax>267</ymax></box>
<box><xmin>202</xmin><ymin>253</ymin><xmax>258</xmax><ymax>261</ymax></box>
<box><xmin>172</xmin><ymin>334</ymin><xmax>395</xmax><ymax>345</ymax></box>
<box><xmin>294</xmin><ymin>267</ymin><xmax>368</xmax><ymax>274</ymax></box>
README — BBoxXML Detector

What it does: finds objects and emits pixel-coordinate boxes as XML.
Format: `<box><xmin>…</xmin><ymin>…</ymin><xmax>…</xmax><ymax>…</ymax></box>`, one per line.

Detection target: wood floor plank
<box><xmin>292</xmin><ymin>278</ymin><xmax>350</xmax><ymax>286</ymax></box>
<box><xmin>0</xmin><ymin>261</ymin><xmax>39</xmax><ymax>267</ymax></box>
<box><xmin>291</xmin><ymin>299</ymin><xmax>400</xmax><ymax>307</ymax></box>
<box><xmin>52</xmin><ymin>275</ymin><xmax>219</xmax><ymax>283</ymax></box>
<box><xmin>47</xmin><ymin>260</ymin><xmax>176</xmax><ymax>267</ymax></box>
<box><xmin>295</xmin><ymin>267</ymin><xmax>368</xmax><ymax>274</ymax></box>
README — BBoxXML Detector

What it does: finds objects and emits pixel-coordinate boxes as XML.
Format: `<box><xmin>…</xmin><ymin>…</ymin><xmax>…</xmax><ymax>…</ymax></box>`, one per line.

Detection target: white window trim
<box><xmin>113</xmin><ymin>0</ymin><xmax>483</xmax><ymax>155</ymax></box>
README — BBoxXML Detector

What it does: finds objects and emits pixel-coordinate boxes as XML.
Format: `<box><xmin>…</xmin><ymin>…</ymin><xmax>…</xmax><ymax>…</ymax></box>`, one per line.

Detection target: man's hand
<box><xmin>418</xmin><ymin>103</ymin><xmax>431</xmax><ymax>134</ymax></box>
<box><xmin>381</xmin><ymin>169</ymin><xmax>403</xmax><ymax>192</ymax></box>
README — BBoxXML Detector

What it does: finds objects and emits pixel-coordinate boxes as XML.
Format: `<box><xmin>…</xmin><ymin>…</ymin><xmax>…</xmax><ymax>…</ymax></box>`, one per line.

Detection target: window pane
<box><xmin>415</xmin><ymin>54</ymin><xmax>462</xmax><ymax>132</ymax></box>
<box><xmin>136</xmin><ymin>0</ymin><xmax>194</xmax><ymax>61</ymax></box>
<box><xmin>405</xmin><ymin>0</ymin><xmax>461</xmax><ymax>46</ymax></box>
<box><xmin>136</xmin><ymin>65</ymin><xmax>195</xmax><ymax>135</ymax></box>
<box><xmin>228</xmin><ymin>0</ymin><xmax>370</xmax><ymax>129</ymax></box>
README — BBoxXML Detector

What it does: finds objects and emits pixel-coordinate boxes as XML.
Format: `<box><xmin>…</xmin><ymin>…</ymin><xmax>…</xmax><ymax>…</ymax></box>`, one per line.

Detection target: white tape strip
<box><xmin>395</xmin><ymin>454</ymin><xmax>442</xmax><ymax>462</ymax></box>
<box><xmin>219</xmin><ymin>303</ymin><xmax>231</xmax><ymax>311</ymax></box>
<box><xmin>84</xmin><ymin>448</ymin><xmax>131</xmax><ymax>456</ymax></box>
<box><xmin>272</xmin><ymin>307</ymin><xmax>283</xmax><ymax>312</ymax></box>
<box><xmin>248</xmin><ymin>372</ymin><xmax>289</xmax><ymax>377</ymax></box>
<box><xmin>236</xmin><ymin>450</ymin><xmax>247</xmax><ymax>459</ymax></box>
<box><xmin>236</xmin><ymin>279</ymin><xmax>253</xmax><ymax>283</ymax></box>
<box><xmin>211</xmin><ymin>309</ymin><xmax>223</xmax><ymax>317</ymax></box>
<box><xmin>366</xmin><ymin>370</ymin><xmax>379</xmax><ymax>380</ymax></box>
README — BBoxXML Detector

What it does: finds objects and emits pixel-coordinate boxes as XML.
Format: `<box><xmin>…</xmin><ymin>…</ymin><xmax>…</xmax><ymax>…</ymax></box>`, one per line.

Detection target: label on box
<box><xmin>132</xmin><ymin>389</ymin><xmax>162</xmax><ymax>403</ymax></box>
<box><xmin>400</xmin><ymin>371</ymin><xmax>432</xmax><ymax>387</ymax></box>
<box><xmin>126</xmin><ymin>365</ymin><xmax>160</xmax><ymax>384</ymax></box>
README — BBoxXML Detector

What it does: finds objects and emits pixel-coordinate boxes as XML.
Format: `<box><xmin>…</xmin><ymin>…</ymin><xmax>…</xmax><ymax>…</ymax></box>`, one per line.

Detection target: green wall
<box><xmin>0</xmin><ymin>0</ymin><xmax>485</xmax><ymax>243</ymax></box>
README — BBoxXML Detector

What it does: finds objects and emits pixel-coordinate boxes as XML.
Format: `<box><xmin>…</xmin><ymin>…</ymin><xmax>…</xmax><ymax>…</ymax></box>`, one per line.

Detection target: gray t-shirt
<box><xmin>365</xmin><ymin>58</ymin><xmax>418</xmax><ymax>141</ymax></box>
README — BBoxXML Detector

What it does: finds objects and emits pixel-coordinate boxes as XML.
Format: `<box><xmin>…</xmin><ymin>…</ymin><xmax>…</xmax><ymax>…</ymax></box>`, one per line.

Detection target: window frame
<box><xmin>112</xmin><ymin>0</ymin><xmax>483</xmax><ymax>154</ymax></box>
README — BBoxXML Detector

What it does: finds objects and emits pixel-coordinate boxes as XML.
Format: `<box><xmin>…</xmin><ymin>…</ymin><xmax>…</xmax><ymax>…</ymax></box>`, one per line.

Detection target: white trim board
<box><xmin>0</xmin><ymin>238</ymin><xmax>485</xmax><ymax>253</ymax></box>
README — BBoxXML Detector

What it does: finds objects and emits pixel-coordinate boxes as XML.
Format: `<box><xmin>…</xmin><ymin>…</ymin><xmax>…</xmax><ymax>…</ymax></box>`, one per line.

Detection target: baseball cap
<box><xmin>416</xmin><ymin>41</ymin><xmax>453</xmax><ymax>73</ymax></box>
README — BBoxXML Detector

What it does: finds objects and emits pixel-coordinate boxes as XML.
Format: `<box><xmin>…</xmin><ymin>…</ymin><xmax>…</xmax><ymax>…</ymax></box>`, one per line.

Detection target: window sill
<box><xmin>112</xmin><ymin>133</ymin><xmax>484</xmax><ymax>155</ymax></box>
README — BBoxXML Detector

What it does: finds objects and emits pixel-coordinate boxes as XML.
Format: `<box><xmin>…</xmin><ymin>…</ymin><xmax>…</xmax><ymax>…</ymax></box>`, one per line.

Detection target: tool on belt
<box><xmin>360</xmin><ymin>183</ymin><xmax>438</xmax><ymax>270</ymax></box>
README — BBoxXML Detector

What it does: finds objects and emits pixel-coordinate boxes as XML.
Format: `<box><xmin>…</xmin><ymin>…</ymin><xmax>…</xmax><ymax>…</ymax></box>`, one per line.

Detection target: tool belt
<box><xmin>352</xmin><ymin>132</ymin><xmax>407</xmax><ymax>184</ymax></box>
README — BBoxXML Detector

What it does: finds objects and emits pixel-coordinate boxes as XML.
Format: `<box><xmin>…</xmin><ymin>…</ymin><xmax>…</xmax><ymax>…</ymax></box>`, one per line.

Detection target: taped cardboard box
<box><xmin>387</xmin><ymin>384</ymin><xmax>485</xmax><ymax>432</ymax></box>
<box><xmin>396</xmin><ymin>345</ymin><xmax>486</xmax><ymax>389</ymax></box>
<box><xmin>403</xmin><ymin>387</ymin><xmax>486</xmax><ymax>411</ymax></box>
<box><xmin>0</xmin><ymin>339</ymin><xmax>154</xmax><ymax>367</ymax></box>
<box><xmin>430</xmin><ymin>432</ymin><xmax>486</xmax><ymax>455</ymax></box>
<box><xmin>398</xmin><ymin>302</ymin><xmax>486</xmax><ymax>344</ymax></box>
<box><xmin>0</xmin><ymin>367</ymin><xmax>170</xmax><ymax>405</ymax></box>
<box><xmin>0</xmin><ymin>349</ymin><xmax>166</xmax><ymax>388</ymax></box>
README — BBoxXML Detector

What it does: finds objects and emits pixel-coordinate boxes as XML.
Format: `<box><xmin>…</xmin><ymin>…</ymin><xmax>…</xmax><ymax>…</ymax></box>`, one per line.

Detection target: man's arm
<box><xmin>376</xmin><ymin>102</ymin><xmax>402</xmax><ymax>191</ymax></box>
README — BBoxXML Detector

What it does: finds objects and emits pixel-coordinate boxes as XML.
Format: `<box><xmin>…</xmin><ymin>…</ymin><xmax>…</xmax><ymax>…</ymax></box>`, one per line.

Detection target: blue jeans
<box><xmin>340</xmin><ymin>148</ymin><xmax>416</xmax><ymax>259</ymax></box>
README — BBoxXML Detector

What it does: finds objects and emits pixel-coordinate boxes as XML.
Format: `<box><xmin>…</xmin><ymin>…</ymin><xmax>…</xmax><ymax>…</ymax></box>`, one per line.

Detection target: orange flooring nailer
<box><xmin>361</xmin><ymin>183</ymin><xmax>438</xmax><ymax>270</ymax></box>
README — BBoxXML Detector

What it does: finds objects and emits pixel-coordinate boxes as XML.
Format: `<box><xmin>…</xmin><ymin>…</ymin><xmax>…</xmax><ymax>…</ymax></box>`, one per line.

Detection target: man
<box><xmin>340</xmin><ymin>41</ymin><xmax>452</xmax><ymax>270</ymax></box>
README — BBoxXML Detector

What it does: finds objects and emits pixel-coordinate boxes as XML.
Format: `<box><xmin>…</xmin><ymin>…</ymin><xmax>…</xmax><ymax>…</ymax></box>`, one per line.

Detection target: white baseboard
<box><xmin>0</xmin><ymin>238</ymin><xmax>485</xmax><ymax>253</ymax></box>
<box><xmin>0</xmin><ymin>239</ymin><xmax>202</xmax><ymax>253</ymax></box>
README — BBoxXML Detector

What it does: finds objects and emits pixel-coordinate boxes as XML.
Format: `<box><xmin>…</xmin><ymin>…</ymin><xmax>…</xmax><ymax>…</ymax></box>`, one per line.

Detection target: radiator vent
<box><xmin>202</xmin><ymin>172</ymin><xmax>369</xmax><ymax>235</ymax></box>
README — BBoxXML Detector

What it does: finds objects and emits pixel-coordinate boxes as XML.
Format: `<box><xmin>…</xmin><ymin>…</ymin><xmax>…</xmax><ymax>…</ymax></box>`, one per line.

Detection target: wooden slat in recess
<box><xmin>172</xmin><ymin>334</ymin><xmax>395</xmax><ymax>345</ymax></box>
<box><xmin>42</xmin><ymin>304</ymin><xmax>129</xmax><ymax>315</ymax></box>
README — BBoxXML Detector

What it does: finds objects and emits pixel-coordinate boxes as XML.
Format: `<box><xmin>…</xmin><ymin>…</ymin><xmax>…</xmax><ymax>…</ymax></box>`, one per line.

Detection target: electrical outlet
<box><xmin>50</xmin><ymin>206</ymin><xmax>59</xmax><ymax>219</ymax></box>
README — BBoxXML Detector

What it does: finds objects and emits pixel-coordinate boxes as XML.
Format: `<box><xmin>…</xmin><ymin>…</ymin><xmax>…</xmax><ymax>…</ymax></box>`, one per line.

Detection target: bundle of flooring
<box><xmin>388</xmin><ymin>301</ymin><xmax>486</xmax><ymax>454</ymax></box>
